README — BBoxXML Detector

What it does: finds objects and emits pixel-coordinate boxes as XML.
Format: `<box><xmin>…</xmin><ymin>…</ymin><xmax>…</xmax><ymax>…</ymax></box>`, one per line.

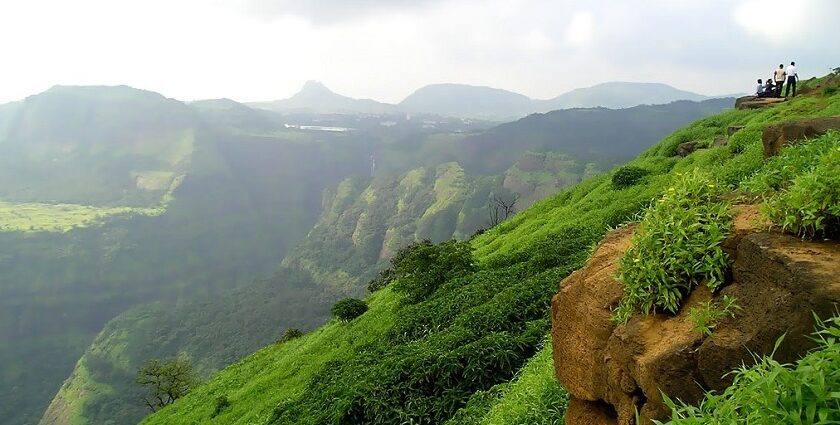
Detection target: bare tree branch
<box><xmin>487</xmin><ymin>193</ymin><xmax>519</xmax><ymax>227</ymax></box>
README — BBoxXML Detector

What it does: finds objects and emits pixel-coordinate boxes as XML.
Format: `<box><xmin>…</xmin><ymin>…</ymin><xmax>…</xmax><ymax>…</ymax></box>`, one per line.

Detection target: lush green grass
<box><xmin>760</xmin><ymin>132</ymin><xmax>840</xmax><ymax>239</ymax></box>
<box><xmin>0</xmin><ymin>185</ymin><xmax>178</xmax><ymax>233</ymax></box>
<box><xmin>142</xmin><ymin>290</ymin><xmax>399</xmax><ymax>424</ymax></box>
<box><xmin>142</xmin><ymin>77</ymin><xmax>840</xmax><ymax>425</ymax></box>
<box><xmin>0</xmin><ymin>201</ymin><xmax>159</xmax><ymax>232</ymax></box>
<box><xmin>0</xmin><ymin>173</ymin><xmax>182</xmax><ymax>233</ymax></box>
<box><xmin>445</xmin><ymin>342</ymin><xmax>568</xmax><ymax>425</ymax></box>
<box><xmin>659</xmin><ymin>314</ymin><xmax>840</xmax><ymax>424</ymax></box>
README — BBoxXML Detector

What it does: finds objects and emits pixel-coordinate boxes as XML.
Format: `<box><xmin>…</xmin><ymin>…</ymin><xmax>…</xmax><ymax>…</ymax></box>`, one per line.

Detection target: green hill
<box><xmin>397</xmin><ymin>82</ymin><xmax>719</xmax><ymax>120</ymax></box>
<box><xmin>535</xmin><ymin>81</ymin><xmax>713</xmax><ymax>110</ymax></box>
<box><xmin>141</xmin><ymin>75</ymin><xmax>840</xmax><ymax>425</ymax></box>
<box><xmin>399</xmin><ymin>83</ymin><xmax>534</xmax><ymax>120</ymax></box>
<box><xmin>39</xmin><ymin>96</ymin><xmax>734</xmax><ymax>425</ymax></box>
<box><xmin>0</xmin><ymin>85</ymin><xmax>198</xmax><ymax>206</ymax></box>
<box><xmin>0</xmin><ymin>86</ymin><xmax>375</xmax><ymax>425</ymax></box>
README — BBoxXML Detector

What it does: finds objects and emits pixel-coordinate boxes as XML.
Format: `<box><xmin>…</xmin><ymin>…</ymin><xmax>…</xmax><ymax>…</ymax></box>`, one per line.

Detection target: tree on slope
<box><xmin>136</xmin><ymin>356</ymin><xmax>199</xmax><ymax>412</ymax></box>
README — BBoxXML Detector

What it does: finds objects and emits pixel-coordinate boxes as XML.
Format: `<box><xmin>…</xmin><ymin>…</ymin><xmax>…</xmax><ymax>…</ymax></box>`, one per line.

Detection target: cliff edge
<box><xmin>551</xmin><ymin>205</ymin><xmax>840</xmax><ymax>424</ymax></box>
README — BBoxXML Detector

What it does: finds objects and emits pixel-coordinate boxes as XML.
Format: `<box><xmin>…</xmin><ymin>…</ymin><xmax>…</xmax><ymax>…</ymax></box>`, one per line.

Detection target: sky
<box><xmin>0</xmin><ymin>0</ymin><xmax>838</xmax><ymax>104</ymax></box>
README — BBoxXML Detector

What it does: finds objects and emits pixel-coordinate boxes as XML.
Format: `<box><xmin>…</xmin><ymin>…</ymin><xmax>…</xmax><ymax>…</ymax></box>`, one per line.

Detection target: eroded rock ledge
<box><xmin>551</xmin><ymin>206</ymin><xmax>840</xmax><ymax>424</ymax></box>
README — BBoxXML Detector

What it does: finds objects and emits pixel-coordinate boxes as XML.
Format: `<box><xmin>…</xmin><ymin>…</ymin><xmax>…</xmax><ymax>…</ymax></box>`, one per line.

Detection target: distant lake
<box><xmin>284</xmin><ymin>124</ymin><xmax>353</xmax><ymax>132</ymax></box>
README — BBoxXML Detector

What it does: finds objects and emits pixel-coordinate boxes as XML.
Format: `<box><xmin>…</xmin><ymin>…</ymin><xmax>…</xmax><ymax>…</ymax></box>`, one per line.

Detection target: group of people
<box><xmin>756</xmin><ymin>62</ymin><xmax>799</xmax><ymax>98</ymax></box>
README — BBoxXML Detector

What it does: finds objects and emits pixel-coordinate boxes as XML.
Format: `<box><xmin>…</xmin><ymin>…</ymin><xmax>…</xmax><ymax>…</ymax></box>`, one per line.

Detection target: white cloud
<box><xmin>733</xmin><ymin>0</ymin><xmax>806</xmax><ymax>42</ymax></box>
<box><xmin>0</xmin><ymin>0</ymin><xmax>837</xmax><ymax>104</ymax></box>
<box><xmin>564</xmin><ymin>11</ymin><xmax>593</xmax><ymax>48</ymax></box>
<box><xmin>518</xmin><ymin>30</ymin><xmax>556</xmax><ymax>53</ymax></box>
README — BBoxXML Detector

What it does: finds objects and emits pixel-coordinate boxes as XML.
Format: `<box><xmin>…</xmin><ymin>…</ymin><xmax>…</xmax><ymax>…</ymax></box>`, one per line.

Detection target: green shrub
<box><xmin>331</xmin><ymin>298</ymin><xmax>368</xmax><ymax>322</ymax></box>
<box><xmin>278</xmin><ymin>328</ymin><xmax>303</xmax><ymax>343</ymax></box>
<box><xmin>824</xmin><ymin>86</ymin><xmax>838</xmax><ymax>96</ymax></box>
<box><xmin>612</xmin><ymin>165</ymin><xmax>649</xmax><ymax>189</ymax></box>
<box><xmin>763</xmin><ymin>146</ymin><xmax>840</xmax><ymax>239</ymax></box>
<box><xmin>390</xmin><ymin>239</ymin><xmax>475</xmax><ymax>304</ymax></box>
<box><xmin>687</xmin><ymin>295</ymin><xmax>740</xmax><ymax>337</ymax></box>
<box><xmin>614</xmin><ymin>169</ymin><xmax>732</xmax><ymax>323</ymax></box>
<box><xmin>525</xmin><ymin>225</ymin><xmax>598</xmax><ymax>272</ymax></box>
<box><xmin>658</xmin><ymin>314</ymin><xmax>840</xmax><ymax>424</ymax></box>
<box><xmin>210</xmin><ymin>395</ymin><xmax>230</xmax><ymax>418</ymax></box>
<box><xmin>367</xmin><ymin>267</ymin><xmax>396</xmax><ymax>293</ymax></box>
<box><xmin>742</xmin><ymin>133</ymin><xmax>837</xmax><ymax>194</ymax></box>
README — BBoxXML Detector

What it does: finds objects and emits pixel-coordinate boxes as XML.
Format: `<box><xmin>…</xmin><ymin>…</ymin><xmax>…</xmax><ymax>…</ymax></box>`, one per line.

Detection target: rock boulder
<box><xmin>673</xmin><ymin>141</ymin><xmax>701</xmax><ymax>157</ymax></box>
<box><xmin>734</xmin><ymin>96</ymin><xmax>786</xmax><ymax>110</ymax></box>
<box><xmin>762</xmin><ymin>116</ymin><xmax>840</xmax><ymax>158</ymax></box>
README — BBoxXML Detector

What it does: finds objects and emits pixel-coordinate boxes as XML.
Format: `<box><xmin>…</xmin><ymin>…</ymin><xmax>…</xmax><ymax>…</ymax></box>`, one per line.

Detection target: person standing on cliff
<box><xmin>785</xmin><ymin>61</ymin><xmax>799</xmax><ymax>97</ymax></box>
<box><xmin>773</xmin><ymin>64</ymin><xmax>786</xmax><ymax>97</ymax></box>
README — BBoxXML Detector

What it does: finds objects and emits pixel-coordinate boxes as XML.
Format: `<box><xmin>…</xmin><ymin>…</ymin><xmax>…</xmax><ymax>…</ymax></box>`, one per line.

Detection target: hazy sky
<box><xmin>1</xmin><ymin>0</ymin><xmax>838</xmax><ymax>104</ymax></box>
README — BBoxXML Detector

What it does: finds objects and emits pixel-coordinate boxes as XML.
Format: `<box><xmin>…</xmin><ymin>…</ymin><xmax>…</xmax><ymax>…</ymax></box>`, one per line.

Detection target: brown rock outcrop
<box><xmin>726</xmin><ymin>125</ymin><xmax>744</xmax><ymax>136</ymax></box>
<box><xmin>565</xmin><ymin>399</ymin><xmax>618</xmax><ymax>425</ymax></box>
<box><xmin>762</xmin><ymin>116</ymin><xmax>840</xmax><ymax>158</ymax></box>
<box><xmin>734</xmin><ymin>96</ymin><xmax>786</xmax><ymax>110</ymax></box>
<box><xmin>551</xmin><ymin>205</ymin><xmax>840</xmax><ymax>425</ymax></box>
<box><xmin>673</xmin><ymin>141</ymin><xmax>701</xmax><ymax>157</ymax></box>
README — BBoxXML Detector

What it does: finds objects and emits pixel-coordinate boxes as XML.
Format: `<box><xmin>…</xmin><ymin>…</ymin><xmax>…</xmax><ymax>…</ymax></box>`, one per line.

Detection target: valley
<box><xmin>3</xmin><ymin>2</ymin><xmax>839</xmax><ymax>424</ymax></box>
<box><xmin>0</xmin><ymin>82</ymin><xmax>731</xmax><ymax>425</ymax></box>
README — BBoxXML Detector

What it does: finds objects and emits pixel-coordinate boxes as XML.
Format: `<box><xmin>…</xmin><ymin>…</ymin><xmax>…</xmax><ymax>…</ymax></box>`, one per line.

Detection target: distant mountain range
<box><xmin>248</xmin><ymin>80</ymin><xmax>737</xmax><ymax>119</ymax></box>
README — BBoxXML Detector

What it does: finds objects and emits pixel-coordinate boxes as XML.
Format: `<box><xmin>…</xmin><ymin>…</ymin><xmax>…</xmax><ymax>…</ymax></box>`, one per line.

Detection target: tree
<box><xmin>135</xmin><ymin>356</ymin><xmax>199</xmax><ymax>412</ymax></box>
<box><xmin>611</xmin><ymin>165</ymin><xmax>649</xmax><ymax>189</ymax></box>
<box><xmin>278</xmin><ymin>328</ymin><xmax>303</xmax><ymax>343</ymax></box>
<box><xmin>488</xmin><ymin>193</ymin><xmax>519</xmax><ymax>227</ymax></box>
<box><xmin>390</xmin><ymin>239</ymin><xmax>475</xmax><ymax>304</ymax></box>
<box><xmin>331</xmin><ymin>298</ymin><xmax>368</xmax><ymax>322</ymax></box>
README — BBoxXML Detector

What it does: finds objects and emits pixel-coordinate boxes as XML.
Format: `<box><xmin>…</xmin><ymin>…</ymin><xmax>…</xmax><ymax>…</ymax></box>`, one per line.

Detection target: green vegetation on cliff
<box><xmin>661</xmin><ymin>314</ymin><xmax>840</xmax><ymax>424</ymax></box>
<box><xmin>142</xmin><ymin>76</ymin><xmax>840</xmax><ymax>425</ymax></box>
<box><xmin>614</xmin><ymin>169</ymin><xmax>732</xmax><ymax>322</ymax></box>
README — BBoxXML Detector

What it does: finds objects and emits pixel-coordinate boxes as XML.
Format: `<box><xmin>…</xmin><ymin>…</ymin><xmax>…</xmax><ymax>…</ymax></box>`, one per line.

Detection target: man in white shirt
<box><xmin>785</xmin><ymin>61</ymin><xmax>799</xmax><ymax>97</ymax></box>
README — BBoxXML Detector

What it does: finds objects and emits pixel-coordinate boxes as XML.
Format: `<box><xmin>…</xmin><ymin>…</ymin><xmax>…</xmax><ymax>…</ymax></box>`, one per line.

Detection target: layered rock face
<box><xmin>551</xmin><ymin>206</ymin><xmax>840</xmax><ymax>424</ymax></box>
<box><xmin>734</xmin><ymin>96</ymin><xmax>785</xmax><ymax>110</ymax></box>
<box><xmin>762</xmin><ymin>116</ymin><xmax>840</xmax><ymax>157</ymax></box>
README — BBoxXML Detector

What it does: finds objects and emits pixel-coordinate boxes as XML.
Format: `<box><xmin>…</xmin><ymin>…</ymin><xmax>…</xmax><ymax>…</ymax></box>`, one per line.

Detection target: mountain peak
<box><xmin>249</xmin><ymin>80</ymin><xmax>395</xmax><ymax>114</ymax></box>
<box><xmin>298</xmin><ymin>80</ymin><xmax>335</xmax><ymax>96</ymax></box>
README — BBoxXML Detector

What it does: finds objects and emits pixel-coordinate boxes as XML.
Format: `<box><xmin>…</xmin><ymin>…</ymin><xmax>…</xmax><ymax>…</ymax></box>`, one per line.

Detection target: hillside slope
<box><xmin>0</xmin><ymin>85</ymin><xmax>197</xmax><ymax>206</ymax></box>
<box><xmin>0</xmin><ymin>86</ymin><xmax>371</xmax><ymax>425</ymax></box>
<box><xmin>142</xmin><ymin>75</ymin><xmax>839</xmax><ymax>425</ymax></box>
<box><xmin>34</xmin><ymin>94</ymin><xmax>731</xmax><ymax>425</ymax></box>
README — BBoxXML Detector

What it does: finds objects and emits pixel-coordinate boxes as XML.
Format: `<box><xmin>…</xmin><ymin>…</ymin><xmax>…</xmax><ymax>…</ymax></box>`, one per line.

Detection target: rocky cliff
<box><xmin>551</xmin><ymin>205</ymin><xmax>840</xmax><ymax>424</ymax></box>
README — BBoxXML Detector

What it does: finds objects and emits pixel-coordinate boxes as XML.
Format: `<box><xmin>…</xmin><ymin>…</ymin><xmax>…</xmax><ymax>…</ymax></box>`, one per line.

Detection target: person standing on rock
<box><xmin>785</xmin><ymin>61</ymin><xmax>799</xmax><ymax>97</ymax></box>
<box><xmin>773</xmin><ymin>64</ymin><xmax>786</xmax><ymax>97</ymax></box>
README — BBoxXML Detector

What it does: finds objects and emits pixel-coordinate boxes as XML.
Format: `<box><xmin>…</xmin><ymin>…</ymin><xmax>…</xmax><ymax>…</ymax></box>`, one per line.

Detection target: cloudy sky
<box><xmin>1</xmin><ymin>0</ymin><xmax>838</xmax><ymax>103</ymax></box>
